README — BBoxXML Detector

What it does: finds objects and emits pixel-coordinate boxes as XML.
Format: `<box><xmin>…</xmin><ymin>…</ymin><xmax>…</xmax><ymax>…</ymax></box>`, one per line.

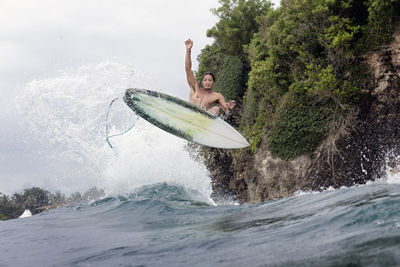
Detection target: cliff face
<box><xmin>210</xmin><ymin>27</ymin><xmax>400</xmax><ymax>204</ymax></box>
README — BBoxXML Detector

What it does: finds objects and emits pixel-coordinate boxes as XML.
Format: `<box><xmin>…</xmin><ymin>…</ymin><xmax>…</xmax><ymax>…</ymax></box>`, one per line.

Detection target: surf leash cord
<box><xmin>105</xmin><ymin>97</ymin><xmax>139</xmax><ymax>148</ymax></box>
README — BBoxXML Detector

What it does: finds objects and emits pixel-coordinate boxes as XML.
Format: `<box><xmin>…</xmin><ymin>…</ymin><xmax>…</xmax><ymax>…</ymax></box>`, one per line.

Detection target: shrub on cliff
<box><xmin>359</xmin><ymin>0</ymin><xmax>400</xmax><ymax>51</ymax></box>
<box><xmin>267</xmin><ymin>95</ymin><xmax>336</xmax><ymax>160</ymax></box>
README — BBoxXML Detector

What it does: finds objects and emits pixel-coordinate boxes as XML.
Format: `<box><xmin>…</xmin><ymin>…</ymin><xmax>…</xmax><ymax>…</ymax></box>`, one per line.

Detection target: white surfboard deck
<box><xmin>123</xmin><ymin>88</ymin><xmax>250</xmax><ymax>149</ymax></box>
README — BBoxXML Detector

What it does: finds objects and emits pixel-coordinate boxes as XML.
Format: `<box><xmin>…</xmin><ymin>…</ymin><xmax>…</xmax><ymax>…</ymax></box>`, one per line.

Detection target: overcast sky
<box><xmin>0</xmin><ymin>0</ymin><xmax>280</xmax><ymax>195</ymax></box>
<box><xmin>0</xmin><ymin>0</ymin><xmax>222</xmax><ymax>99</ymax></box>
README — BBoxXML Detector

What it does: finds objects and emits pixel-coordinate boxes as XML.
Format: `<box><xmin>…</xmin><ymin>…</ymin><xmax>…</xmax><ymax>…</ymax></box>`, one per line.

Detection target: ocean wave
<box><xmin>2</xmin><ymin>182</ymin><xmax>400</xmax><ymax>266</ymax></box>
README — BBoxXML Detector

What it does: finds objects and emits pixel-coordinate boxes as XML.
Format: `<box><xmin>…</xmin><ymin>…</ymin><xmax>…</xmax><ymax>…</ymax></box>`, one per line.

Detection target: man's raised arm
<box><xmin>185</xmin><ymin>39</ymin><xmax>197</xmax><ymax>92</ymax></box>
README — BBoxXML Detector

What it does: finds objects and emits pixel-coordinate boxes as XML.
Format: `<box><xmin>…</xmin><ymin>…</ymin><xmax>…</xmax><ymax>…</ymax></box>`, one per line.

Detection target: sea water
<box><xmin>2</xmin><ymin>181</ymin><xmax>400</xmax><ymax>266</ymax></box>
<box><xmin>2</xmin><ymin>63</ymin><xmax>400</xmax><ymax>266</ymax></box>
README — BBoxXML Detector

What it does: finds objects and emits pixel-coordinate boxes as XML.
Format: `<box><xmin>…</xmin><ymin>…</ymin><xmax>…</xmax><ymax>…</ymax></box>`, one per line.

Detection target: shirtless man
<box><xmin>185</xmin><ymin>39</ymin><xmax>236</xmax><ymax>116</ymax></box>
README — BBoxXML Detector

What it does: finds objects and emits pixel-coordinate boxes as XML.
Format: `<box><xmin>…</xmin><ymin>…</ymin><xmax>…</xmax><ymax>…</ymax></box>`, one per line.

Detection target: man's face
<box><xmin>202</xmin><ymin>74</ymin><xmax>214</xmax><ymax>89</ymax></box>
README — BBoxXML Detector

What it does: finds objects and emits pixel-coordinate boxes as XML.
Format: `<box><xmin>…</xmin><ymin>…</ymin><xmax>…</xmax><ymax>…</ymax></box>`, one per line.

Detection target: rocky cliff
<box><xmin>208</xmin><ymin>27</ymin><xmax>400</xmax><ymax>204</ymax></box>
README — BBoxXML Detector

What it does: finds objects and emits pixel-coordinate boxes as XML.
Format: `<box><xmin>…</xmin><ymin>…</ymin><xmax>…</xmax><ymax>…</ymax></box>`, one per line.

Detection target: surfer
<box><xmin>185</xmin><ymin>39</ymin><xmax>236</xmax><ymax>116</ymax></box>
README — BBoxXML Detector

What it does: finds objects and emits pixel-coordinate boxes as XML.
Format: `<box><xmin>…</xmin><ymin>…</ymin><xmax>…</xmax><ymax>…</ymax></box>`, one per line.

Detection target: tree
<box><xmin>207</xmin><ymin>0</ymin><xmax>272</xmax><ymax>57</ymax></box>
<box><xmin>197</xmin><ymin>0</ymin><xmax>274</xmax><ymax>103</ymax></box>
<box><xmin>0</xmin><ymin>194</ymin><xmax>17</xmax><ymax>220</ymax></box>
<box><xmin>50</xmin><ymin>190</ymin><xmax>66</xmax><ymax>207</ymax></box>
<box><xmin>14</xmin><ymin>187</ymin><xmax>51</xmax><ymax>215</ymax></box>
<box><xmin>197</xmin><ymin>44</ymin><xmax>244</xmax><ymax>100</ymax></box>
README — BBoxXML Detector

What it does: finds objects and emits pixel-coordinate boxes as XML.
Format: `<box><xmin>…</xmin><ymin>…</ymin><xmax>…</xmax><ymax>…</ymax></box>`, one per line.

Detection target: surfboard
<box><xmin>123</xmin><ymin>88</ymin><xmax>250</xmax><ymax>149</ymax></box>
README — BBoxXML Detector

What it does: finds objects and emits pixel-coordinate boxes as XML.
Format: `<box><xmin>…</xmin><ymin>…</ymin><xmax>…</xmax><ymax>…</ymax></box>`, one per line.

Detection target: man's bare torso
<box><xmin>190</xmin><ymin>89</ymin><xmax>220</xmax><ymax>111</ymax></box>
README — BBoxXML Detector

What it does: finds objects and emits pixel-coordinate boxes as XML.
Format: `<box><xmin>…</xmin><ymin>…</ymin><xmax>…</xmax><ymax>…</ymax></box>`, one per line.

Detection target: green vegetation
<box><xmin>0</xmin><ymin>187</ymin><xmax>105</xmax><ymax>221</ymax></box>
<box><xmin>196</xmin><ymin>44</ymin><xmax>244</xmax><ymax>100</ymax></box>
<box><xmin>267</xmin><ymin>95</ymin><xmax>336</xmax><ymax>159</ymax></box>
<box><xmin>197</xmin><ymin>0</ymin><xmax>399</xmax><ymax>159</ymax></box>
<box><xmin>196</xmin><ymin>0</ymin><xmax>272</xmax><ymax>100</ymax></box>
<box><xmin>361</xmin><ymin>0</ymin><xmax>400</xmax><ymax>51</ymax></box>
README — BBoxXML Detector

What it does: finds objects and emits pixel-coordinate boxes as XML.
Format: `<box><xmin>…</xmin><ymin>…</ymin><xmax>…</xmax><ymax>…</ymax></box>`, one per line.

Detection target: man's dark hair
<box><xmin>201</xmin><ymin>72</ymin><xmax>215</xmax><ymax>82</ymax></box>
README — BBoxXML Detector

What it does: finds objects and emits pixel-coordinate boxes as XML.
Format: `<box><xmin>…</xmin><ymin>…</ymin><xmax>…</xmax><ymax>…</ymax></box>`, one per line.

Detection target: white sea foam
<box><xmin>372</xmin><ymin>150</ymin><xmax>400</xmax><ymax>185</ymax></box>
<box><xmin>294</xmin><ymin>150</ymin><xmax>400</xmax><ymax>197</ymax></box>
<box><xmin>16</xmin><ymin>62</ymin><xmax>212</xmax><ymax>203</ymax></box>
